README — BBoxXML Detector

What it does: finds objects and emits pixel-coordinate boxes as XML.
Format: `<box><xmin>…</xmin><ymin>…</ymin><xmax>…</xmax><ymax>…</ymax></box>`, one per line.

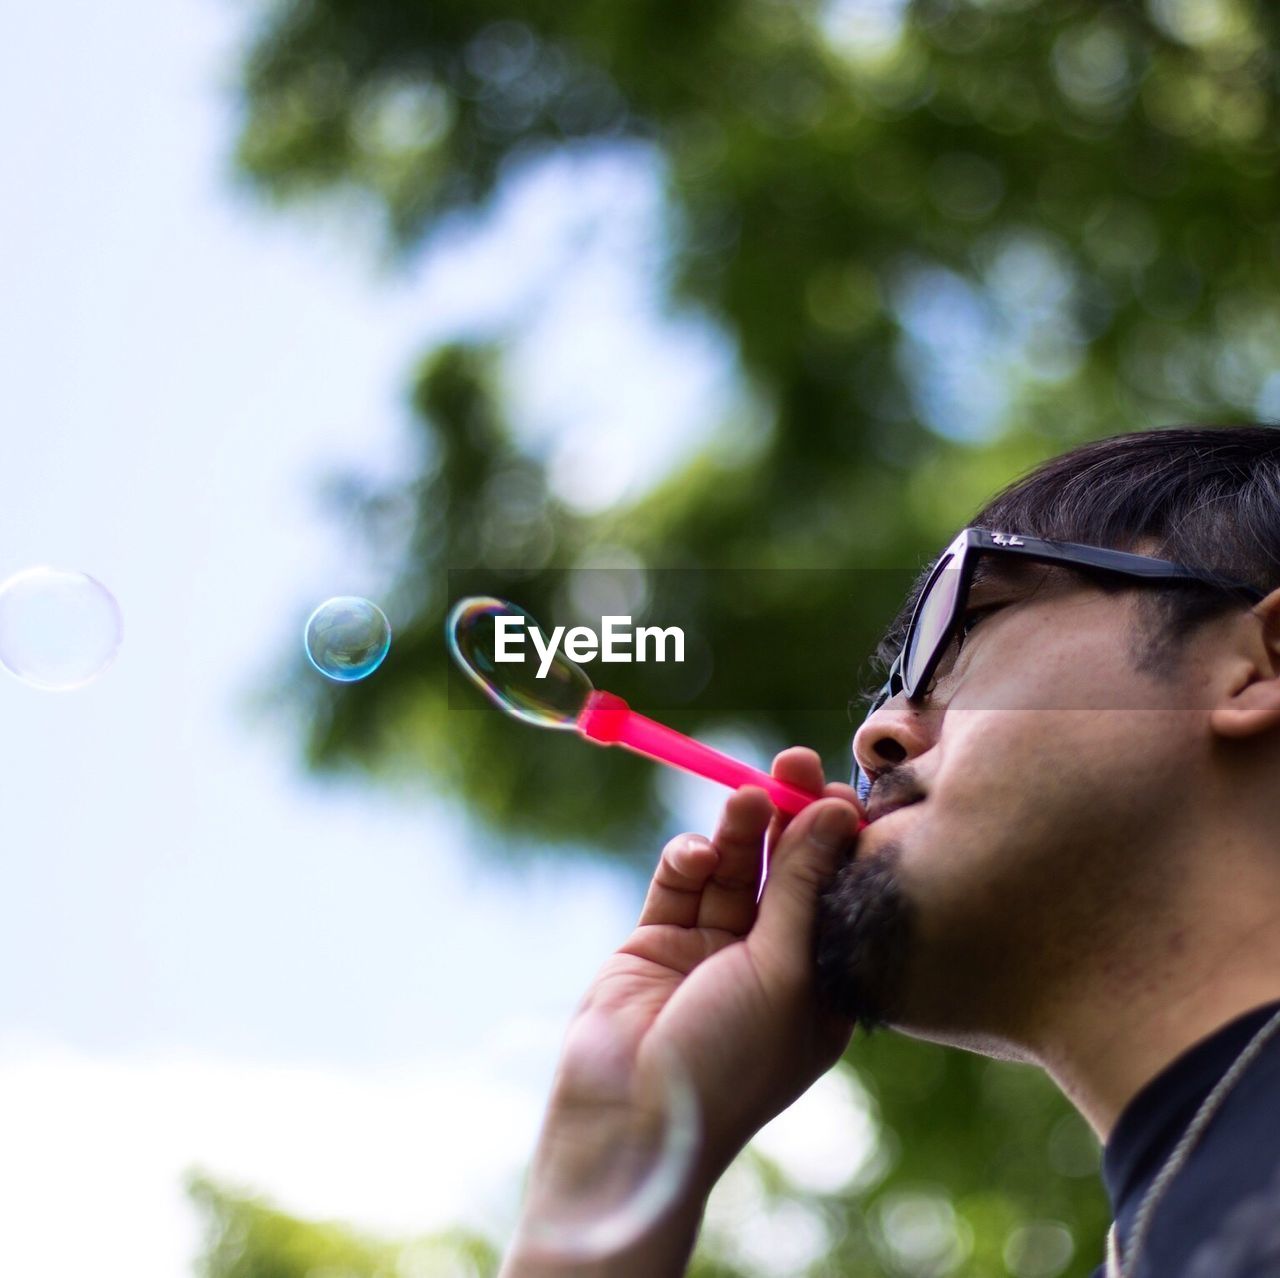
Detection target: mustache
<box><xmin>866</xmin><ymin>766</ymin><xmax>925</xmax><ymax>812</ymax></box>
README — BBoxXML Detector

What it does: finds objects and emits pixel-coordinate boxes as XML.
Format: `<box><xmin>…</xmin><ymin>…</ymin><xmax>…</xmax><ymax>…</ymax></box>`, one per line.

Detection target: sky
<box><xmin>0</xmin><ymin>1</ymin><xmax>872</xmax><ymax>1274</ymax></box>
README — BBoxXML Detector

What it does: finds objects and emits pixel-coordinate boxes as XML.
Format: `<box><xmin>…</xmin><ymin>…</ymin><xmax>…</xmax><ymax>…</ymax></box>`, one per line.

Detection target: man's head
<box><xmin>815</xmin><ymin>426</ymin><xmax>1280</xmax><ymax>1060</ymax></box>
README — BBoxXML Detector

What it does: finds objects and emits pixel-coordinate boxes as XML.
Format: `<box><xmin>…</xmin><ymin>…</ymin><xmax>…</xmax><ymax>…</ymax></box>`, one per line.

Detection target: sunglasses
<box><xmin>851</xmin><ymin>527</ymin><xmax>1267</xmax><ymax>802</ymax></box>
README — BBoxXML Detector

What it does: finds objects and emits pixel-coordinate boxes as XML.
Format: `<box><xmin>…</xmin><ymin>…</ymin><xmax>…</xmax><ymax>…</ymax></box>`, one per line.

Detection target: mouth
<box><xmin>864</xmin><ymin>796</ymin><xmax>924</xmax><ymax>825</ymax></box>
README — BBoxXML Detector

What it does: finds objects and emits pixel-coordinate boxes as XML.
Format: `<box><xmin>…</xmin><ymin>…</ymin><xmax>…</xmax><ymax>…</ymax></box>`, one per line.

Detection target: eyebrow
<box><xmin>970</xmin><ymin>555</ymin><xmax>1077</xmax><ymax>598</ymax></box>
<box><xmin>969</xmin><ymin>557</ymin><xmax>1029</xmax><ymax>592</ymax></box>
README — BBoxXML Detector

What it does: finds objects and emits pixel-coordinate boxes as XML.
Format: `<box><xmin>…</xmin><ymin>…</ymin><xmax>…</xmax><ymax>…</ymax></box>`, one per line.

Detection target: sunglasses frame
<box><xmin>851</xmin><ymin>527</ymin><xmax>1267</xmax><ymax>798</ymax></box>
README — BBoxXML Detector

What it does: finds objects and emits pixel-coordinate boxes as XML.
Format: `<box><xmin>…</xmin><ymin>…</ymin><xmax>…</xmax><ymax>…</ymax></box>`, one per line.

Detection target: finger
<box><xmin>766</xmin><ymin>747</ymin><xmax>828</xmax><ymax>852</ymax></box>
<box><xmin>638</xmin><ymin>832</ymin><xmax>719</xmax><ymax>928</ymax></box>
<box><xmin>822</xmin><ymin>779</ymin><xmax>865</xmax><ymax>811</ymax></box>
<box><xmin>752</xmin><ymin>797</ymin><xmax>862</xmax><ymax>980</ymax></box>
<box><xmin>774</xmin><ymin>746</ymin><xmax>825</xmax><ymax>794</ymax></box>
<box><xmin>768</xmin><ymin>756</ymin><xmax>869</xmax><ymax>850</ymax></box>
<box><xmin>695</xmin><ymin>785</ymin><xmax>774</xmax><ymax>935</ymax></box>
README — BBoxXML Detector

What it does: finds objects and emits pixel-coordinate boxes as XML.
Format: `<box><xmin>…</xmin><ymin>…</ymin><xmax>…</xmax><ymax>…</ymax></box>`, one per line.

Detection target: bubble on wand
<box><xmin>447</xmin><ymin>596</ymin><xmax>845</xmax><ymax>820</ymax></box>
<box><xmin>447</xmin><ymin>596</ymin><xmax>590</xmax><ymax>728</ymax></box>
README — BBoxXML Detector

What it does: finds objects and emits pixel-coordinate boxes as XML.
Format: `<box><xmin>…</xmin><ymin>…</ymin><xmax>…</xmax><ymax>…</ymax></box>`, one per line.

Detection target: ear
<box><xmin>1209</xmin><ymin>588</ymin><xmax>1280</xmax><ymax>741</ymax></box>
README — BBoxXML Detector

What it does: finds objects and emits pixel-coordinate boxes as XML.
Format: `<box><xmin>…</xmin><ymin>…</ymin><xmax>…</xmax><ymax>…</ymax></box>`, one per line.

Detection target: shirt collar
<box><xmin>1103</xmin><ymin>999</ymin><xmax>1280</xmax><ymax>1211</ymax></box>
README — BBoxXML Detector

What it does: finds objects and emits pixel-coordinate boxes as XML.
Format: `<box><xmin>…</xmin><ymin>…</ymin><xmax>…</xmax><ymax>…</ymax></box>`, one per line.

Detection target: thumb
<box><xmin>752</xmin><ymin>799</ymin><xmax>860</xmax><ymax>972</ymax></box>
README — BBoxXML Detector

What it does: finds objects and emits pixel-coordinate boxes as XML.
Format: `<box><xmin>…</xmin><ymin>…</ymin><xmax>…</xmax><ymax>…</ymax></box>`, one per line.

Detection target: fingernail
<box><xmin>810</xmin><ymin>805</ymin><xmax>851</xmax><ymax>851</ymax></box>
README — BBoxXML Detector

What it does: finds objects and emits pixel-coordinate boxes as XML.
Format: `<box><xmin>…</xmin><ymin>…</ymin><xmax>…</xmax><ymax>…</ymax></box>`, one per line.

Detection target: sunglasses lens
<box><xmin>853</xmin><ymin>764</ymin><xmax>873</xmax><ymax>804</ymax></box>
<box><xmin>906</xmin><ymin>553</ymin><xmax>962</xmax><ymax>694</ymax></box>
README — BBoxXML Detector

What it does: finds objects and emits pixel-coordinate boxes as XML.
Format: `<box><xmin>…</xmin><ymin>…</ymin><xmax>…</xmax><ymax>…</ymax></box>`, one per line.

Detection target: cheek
<box><xmin>917</xmin><ymin>703</ymin><xmax>1197</xmax><ymax>872</ymax></box>
<box><xmin>959</xmin><ymin>635</ymin><xmax>1130</xmax><ymax>713</ymax></box>
<box><xmin>912</xmin><ymin>708</ymin><xmax>1056</xmax><ymax>858</ymax></box>
<box><xmin>892</xmin><ymin>711</ymin><xmax>1101</xmax><ymax>933</ymax></box>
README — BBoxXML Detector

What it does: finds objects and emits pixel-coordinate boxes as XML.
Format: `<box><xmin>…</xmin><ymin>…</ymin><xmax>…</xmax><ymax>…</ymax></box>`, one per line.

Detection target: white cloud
<box><xmin>0</xmin><ymin>1034</ymin><xmax>885</xmax><ymax>1278</ymax></box>
<box><xmin>0</xmin><ymin>1029</ymin><xmax>565</xmax><ymax>1277</ymax></box>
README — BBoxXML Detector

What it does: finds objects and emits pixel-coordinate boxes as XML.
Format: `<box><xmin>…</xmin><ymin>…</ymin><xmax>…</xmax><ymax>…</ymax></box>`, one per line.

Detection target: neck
<box><xmin>1031</xmin><ymin>868</ymin><xmax>1280</xmax><ymax>1142</ymax></box>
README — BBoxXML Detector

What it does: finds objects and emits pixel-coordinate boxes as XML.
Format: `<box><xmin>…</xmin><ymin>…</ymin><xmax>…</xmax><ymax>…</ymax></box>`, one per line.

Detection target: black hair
<box><xmin>874</xmin><ymin>425</ymin><xmax>1280</xmax><ymax>683</ymax></box>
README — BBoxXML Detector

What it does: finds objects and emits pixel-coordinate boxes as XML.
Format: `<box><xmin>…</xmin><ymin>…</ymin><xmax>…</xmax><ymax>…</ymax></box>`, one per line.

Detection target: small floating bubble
<box><xmin>0</xmin><ymin>566</ymin><xmax>123</xmax><ymax>691</ymax></box>
<box><xmin>304</xmin><ymin>596</ymin><xmax>391</xmax><ymax>682</ymax></box>
<box><xmin>515</xmin><ymin>1012</ymin><xmax>702</xmax><ymax>1262</ymax></box>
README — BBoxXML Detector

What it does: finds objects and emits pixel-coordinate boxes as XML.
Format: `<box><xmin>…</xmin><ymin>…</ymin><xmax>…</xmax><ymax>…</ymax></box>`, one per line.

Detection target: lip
<box><xmin>864</xmin><ymin>796</ymin><xmax>923</xmax><ymax>824</ymax></box>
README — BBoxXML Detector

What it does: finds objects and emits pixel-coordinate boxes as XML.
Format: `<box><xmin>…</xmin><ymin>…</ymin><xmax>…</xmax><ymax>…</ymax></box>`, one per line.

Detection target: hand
<box><xmin>504</xmin><ymin>749</ymin><xmax>865</xmax><ymax>1274</ymax></box>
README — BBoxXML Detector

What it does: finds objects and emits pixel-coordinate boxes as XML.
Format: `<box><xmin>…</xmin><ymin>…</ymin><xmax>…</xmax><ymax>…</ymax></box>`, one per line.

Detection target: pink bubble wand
<box><xmin>448</xmin><ymin>596</ymin><xmax>867</xmax><ymax>826</ymax></box>
<box><xmin>577</xmin><ymin>689</ymin><xmax>834</xmax><ymax>817</ymax></box>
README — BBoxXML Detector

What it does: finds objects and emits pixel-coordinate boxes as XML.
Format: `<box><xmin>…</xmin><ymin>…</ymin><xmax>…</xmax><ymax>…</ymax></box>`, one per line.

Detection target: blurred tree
<box><xmin>238</xmin><ymin>0</ymin><xmax>1280</xmax><ymax>857</ymax></box>
<box><xmin>188</xmin><ymin>1174</ymin><xmax>499</xmax><ymax>1277</ymax></box>
<box><xmin>231</xmin><ymin>0</ymin><xmax>1280</xmax><ymax>1273</ymax></box>
<box><xmin>188</xmin><ymin>1171</ymin><xmax>758</xmax><ymax>1277</ymax></box>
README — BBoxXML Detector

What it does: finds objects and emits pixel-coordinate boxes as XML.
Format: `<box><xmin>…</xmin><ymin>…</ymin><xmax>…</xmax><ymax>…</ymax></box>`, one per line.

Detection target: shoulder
<box><xmin>1149</xmin><ymin>1057</ymin><xmax>1280</xmax><ymax>1278</ymax></box>
<box><xmin>1178</xmin><ymin>1156</ymin><xmax>1280</xmax><ymax>1278</ymax></box>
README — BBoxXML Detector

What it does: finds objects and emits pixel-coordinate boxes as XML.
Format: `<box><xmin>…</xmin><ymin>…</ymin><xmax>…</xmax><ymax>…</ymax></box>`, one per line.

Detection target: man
<box><xmin>499</xmin><ymin>426</ymin><xmax>1280</xmax><ymax>1278</ymax></box>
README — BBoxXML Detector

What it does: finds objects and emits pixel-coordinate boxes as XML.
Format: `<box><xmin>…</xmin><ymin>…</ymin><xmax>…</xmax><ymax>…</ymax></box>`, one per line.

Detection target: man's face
<box><xmin>815</xmin><ymin>558</ymin><xmax>1214</xmax><ymax>1053</ymax></box>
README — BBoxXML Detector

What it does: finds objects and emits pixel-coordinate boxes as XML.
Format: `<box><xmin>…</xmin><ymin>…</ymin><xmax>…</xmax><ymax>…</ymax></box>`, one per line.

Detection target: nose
<box><xmin>852</xmin><ymin>692</ymin><xmax>937</xmax><ymax>786</ymax></box>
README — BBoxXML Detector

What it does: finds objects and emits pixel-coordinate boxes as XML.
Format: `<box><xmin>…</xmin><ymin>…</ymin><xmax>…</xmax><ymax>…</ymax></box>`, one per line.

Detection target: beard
<box><xmin>813</xmin><ymin>843</ymin><xmax>916</xmax><ymax>1037</ymax></box>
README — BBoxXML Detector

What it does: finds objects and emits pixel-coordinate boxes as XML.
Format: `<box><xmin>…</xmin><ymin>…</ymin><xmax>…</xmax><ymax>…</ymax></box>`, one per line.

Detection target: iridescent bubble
<box><xmin>446</xmin><ymin>596</ymin><xmax>593</xmax><ymax>728</ymax></box>
<box><xmin>0</xmin><ymin>566</ymin><xmax>123</xmax><ymax>691</ymax></box>
<box><xmin>515</xmin><ymin>1012</ymin><xmax>702</xmax><ymax>1261</ymax></box>
<box><xmin>304</xmin><ymin>596</ymin><xmax>391</xmax><ymax>682</ymax></box>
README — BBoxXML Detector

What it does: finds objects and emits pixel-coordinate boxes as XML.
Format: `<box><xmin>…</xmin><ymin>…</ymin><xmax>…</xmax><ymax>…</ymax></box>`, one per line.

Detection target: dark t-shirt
<box><xmin>1090</xmin><ymin>999</ymin><xmax>1280</xmax><ymax>1278</ymax></box>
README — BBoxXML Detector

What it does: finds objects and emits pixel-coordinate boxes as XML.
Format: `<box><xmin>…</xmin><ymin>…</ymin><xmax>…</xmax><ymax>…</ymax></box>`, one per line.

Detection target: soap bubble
<box><xmin>514</xmin><ymin>1012</ymin><xmax>702</xmax><ymax>1261</ymax></box>
<box><xmin>0</xmin><ymin>566</ymin><xmax>123</xmax><ymax>690</ymax></box>
<box><xmin>447</xmin><ymin>596</ymin><xmax>593</xmax><ymax>728</ymax></box>
<box><xmin>304</xmin><ymin>597</ymin><xmax>391</xmax><ymax>682</ymax></box>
